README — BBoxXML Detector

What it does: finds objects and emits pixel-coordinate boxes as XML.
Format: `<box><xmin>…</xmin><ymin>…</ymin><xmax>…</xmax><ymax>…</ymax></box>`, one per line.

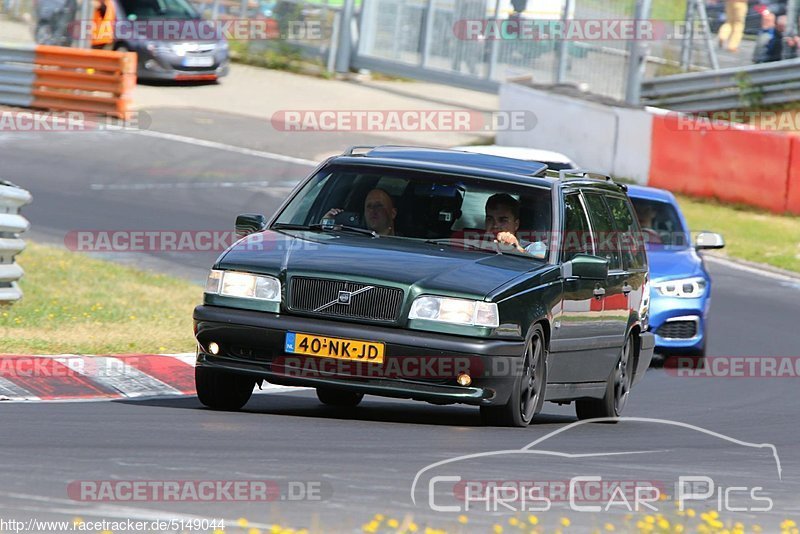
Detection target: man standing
<box><xmin>717</xmin><ymin>0</ymin><xmax>748</xmax><ymax>52</ymax></box>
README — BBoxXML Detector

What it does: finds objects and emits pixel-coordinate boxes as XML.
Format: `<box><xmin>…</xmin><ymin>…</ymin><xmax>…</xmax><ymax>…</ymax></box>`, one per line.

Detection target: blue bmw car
<box><xmin>627</xmin><ymin>186</ymin><xmax>725</xmax><ymax>358</ymax></box>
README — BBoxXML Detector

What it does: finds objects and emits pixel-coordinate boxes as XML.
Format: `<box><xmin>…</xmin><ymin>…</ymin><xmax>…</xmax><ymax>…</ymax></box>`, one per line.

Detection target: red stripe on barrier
<box><xmin>786</xmin><ymin>137</ymin><xmax>800</xmax><ymax>215</ymax></box>
<box><xmin>649</xmin><ymin>114</ymin><xmax>792</xmax><ymax>213</ymax></box>
<box><xmin>0</xmin><ymin>356</ymin><xmax>120</xmax><ymax>400</ymax></box>
<box><xmin>115</xmin><ymin>355</ymin><xmax>196</xmax><ymax>394</ymax></box>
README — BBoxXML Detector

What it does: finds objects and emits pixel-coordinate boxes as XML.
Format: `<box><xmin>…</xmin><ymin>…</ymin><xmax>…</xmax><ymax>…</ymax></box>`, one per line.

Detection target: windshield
<box><xmin>273</xmin><ymin>165</ymin><xmax>553</xmax><ymax>259</ymax></box>
<box><xmin>119</xmin><ymin>0</ymin><xmax>199</xmax><ymax>20</ymax></box>
<box><xmin>630</xmin><ymin>197</ymin><xmax>689</xmax><ymax>249</ymax></box>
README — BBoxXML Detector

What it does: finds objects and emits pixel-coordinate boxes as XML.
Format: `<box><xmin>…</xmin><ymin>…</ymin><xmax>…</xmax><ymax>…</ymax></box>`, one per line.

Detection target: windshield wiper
<box><xmin>272</xmin><ymin>222</ymin><xmax>378</xmax><ymax>238</ymax></box>
<box><xmin>423</xmin><ymin>238</ymin><xmax>498</xmax><ymax>253</ymax></box>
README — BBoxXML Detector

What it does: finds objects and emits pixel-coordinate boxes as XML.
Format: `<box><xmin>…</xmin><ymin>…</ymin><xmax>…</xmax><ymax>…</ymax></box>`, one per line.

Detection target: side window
<box><xmin>562</xmin><ymin>193</ymin><xmax>593</xmax><ymax>262</ymax></box>
<box><xmin>583</xmin><ymin>193</ymin><xmax>623</xmax><ymax>271</ymax></box>
<box><xmin>606</xmin><ymin>195</ymin><xmax>647</xmax><ymax>271</ymax></box>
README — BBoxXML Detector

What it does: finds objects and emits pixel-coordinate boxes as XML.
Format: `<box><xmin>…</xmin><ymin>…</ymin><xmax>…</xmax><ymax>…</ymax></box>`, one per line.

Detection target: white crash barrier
<box><xmin>0</xmin><ymin>181</ymin><xmax>32</xmax><ymax>303</ymax></box>
<box><xmin>497</xmin><ymin>81</ymin><xmax>655</xmax><ymax>185</ymax></box>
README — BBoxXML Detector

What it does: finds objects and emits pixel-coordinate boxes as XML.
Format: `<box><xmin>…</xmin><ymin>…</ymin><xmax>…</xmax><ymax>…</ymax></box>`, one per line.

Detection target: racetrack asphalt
<box><xmin>1</xmin><ymin>107</ymin><xmax>799</xmax><ymax>531</ymax></box>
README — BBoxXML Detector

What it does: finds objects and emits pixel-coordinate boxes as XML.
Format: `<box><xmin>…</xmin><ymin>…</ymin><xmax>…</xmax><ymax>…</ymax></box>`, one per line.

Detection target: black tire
<box><xmin>316</xmin><ymin>387</ymin><xmax>364</xmax><ymax>407</ymax></box>
<box><xmin>576</xmin><ymin>335</ymin><xmax>634</xmax><ymax>422</ymax></box>
<box><xmin>481</xmin><ymin>324</ymin><xmax>547</xmax><ymax>427</ymax></box>
<box><xmin>195</xmin><ymin>366</ymin><xmax>254</xmax><ymax>411</ymax></box>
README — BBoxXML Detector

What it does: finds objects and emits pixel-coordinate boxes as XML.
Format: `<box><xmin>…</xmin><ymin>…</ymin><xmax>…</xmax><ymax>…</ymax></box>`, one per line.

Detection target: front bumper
<box><xmin>193</xmin><ymin>305</ymin><xmax>525</xmax><ymax>406</ymax></box>
<box><xmin>648</xmin><ymin>294</ymin><xmax>708</xmax><ymax>352</ymax></box>
<box><xmin>135</xmin><ymin>48</ymin><xmax>230</xmax><ymax>81</ymax></box>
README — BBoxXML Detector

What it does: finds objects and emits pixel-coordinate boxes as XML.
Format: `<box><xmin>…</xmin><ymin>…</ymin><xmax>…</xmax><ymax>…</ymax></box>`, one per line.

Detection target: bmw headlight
<box><xmin>204</xmin><ymin>269</ymin><xmax>281</xmax><ymax>301</ymax></box>
<box><xmin>409</xmin><ymin>296</ymin><xmax>499</xmax><ymax>328</ymax></box>
<box><xmin>653</xmin><ymin>276</ymin><xmax>707</xmax><ymax>298</ymax></box>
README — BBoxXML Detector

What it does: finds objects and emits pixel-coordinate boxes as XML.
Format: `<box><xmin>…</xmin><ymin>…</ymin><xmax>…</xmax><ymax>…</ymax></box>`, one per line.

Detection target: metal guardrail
<box><xmin>640</xmin><ymin>58</ymin><xmax>800</xmax><ymax>111</ymax></box>
<box><xmin>0</xmin><ymin>181</ymin><xmax>32</xmax><ymax>304</ymax></box>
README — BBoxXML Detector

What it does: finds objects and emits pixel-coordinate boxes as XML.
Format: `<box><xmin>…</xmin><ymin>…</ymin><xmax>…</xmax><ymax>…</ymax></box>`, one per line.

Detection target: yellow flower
<box><xmin>686</xmin><ymin>509</ymin><xmax>696</xmax><ymax>518</ymax></box>
<box><xmin>248</xmin><ymin>528</ymin><xmax>261</xmax><ymax>534</ymax></box>
<box><xmin>509</xmin><ymin>518</ymin><xmax>519</xmax><ymax>526</ymax></box>
<box><xmin>604</xmin><ymin>523</ymin><xmax>615</xmax><ymax>531</ymax></box>
<box><xmin>409</xmin><ymin>522</ymin><xmax>418</xmax><ymax>532</ymax></box>
<box><xmin>458</xmin><ymin>515</ymin><xmax>468</xmax><ymax>525</ymax></box>
<box><xmin>214</xmin><ymin>530</ymin><xmax>225</xmax><ymax>534</ymax></box>
<box><xmin>237</xmin><ymin>518</ymin><xmax>249</xmax><ymax>528</ymax></box>
<box><xmin>674</xmin><ymin>526</ymin><xmax>684</xmax><ymax>534</ymax></box>
<box><xmin>387</xmin><ymin>519</ymin><xmax>400</xmax><ymax>528</ymax></box>
<box><xmin>528</xmin><ymin>515</ymin><xmax>539</xmax><ymax>526</ymax></box>
<box><xmin>645</xmin><ymin>516</ymin><xmax>655</xmax><ymax>524</ymax></box>
<box><xmin>657</xmin><ymin>518</ymin><xmax>669</xmax><ymax>530</ymax></box>
<box><xmin>752</xmin><ymin>526</ymin><xmax>762</xmax><ymax>533</ymax></box>
<box><xmin>560</xmin><ymin>517</ymin><xmax>571</xmax><ymax>527</ymax></box>
<box><xmin>782</xmin><ymin>520</ymin><xmax>798</xmax><ymax>529</ymax></box>
<box><xmin>493</xmin><ymin>525</ymin><xmax>503</xmax><ymax>534</ymax></box>
<box><xmin>374</xmin><ymin>514</ymin><xmax>385</xmax><ymax>522</ymax></box>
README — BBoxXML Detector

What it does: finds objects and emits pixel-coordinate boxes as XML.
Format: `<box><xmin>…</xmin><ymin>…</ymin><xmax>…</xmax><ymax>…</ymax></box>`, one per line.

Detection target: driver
<box><xmin>323</xmin><ymin>188</ymin><xmax>398</xmax><ymax>236</ymax></box>
<box><xmin>485</xmin><ymin>193</ymin><xmax>547</xmax><ymax>258</ymax></box>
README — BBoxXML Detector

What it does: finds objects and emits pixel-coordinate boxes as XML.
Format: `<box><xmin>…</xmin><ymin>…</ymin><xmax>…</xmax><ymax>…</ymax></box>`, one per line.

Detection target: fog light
<box><xmin>208</xmin><ymin>342</ymin><xmax>220</xmax><ymax>355</ymax></box>
<box><xmin>456</xmin><ymin>373</ymin><xmax>472</xmax><ymax>387</ymax></box>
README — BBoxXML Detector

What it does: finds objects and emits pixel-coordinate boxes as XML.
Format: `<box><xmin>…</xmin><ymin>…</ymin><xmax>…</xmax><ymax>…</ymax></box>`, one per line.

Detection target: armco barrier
<box><xmin>787</xmin><ymin>137</ymin><xmax>800</xmax><ymax>216</ymax></box>
<box><xmin>0</xmin><ymin>44</ymin><xmax>136</xmax><ymax>118</ymax></box>
<box><xmin>0</xmin><ymin>181</ymin><xmax>32</xmax><ymax>304</ymax></box>
<box><xmin>649</xmin><ymin>113</ymin><xmax>792</xmax><ymax>213</ymax></box>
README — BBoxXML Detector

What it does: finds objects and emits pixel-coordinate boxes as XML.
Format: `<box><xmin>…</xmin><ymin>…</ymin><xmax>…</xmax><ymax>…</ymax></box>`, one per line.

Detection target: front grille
<box><xmin>289</xmin><ymin>277</ymin><xmax>404</xmax><ymax>322</ymax></box>
<box><xmin>657</xmin><ymin>320</ymin><xmax>698</xmax><ymax>339</ymax></box>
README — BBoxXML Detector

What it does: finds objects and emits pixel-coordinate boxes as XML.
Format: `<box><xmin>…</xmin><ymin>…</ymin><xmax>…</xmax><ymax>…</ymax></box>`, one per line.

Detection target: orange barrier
<box><xmin>31</xmin><ymin>45</ymin><xmax>136</xmax><ymax>118</ymax></box>
<box><xmin>649</xmin><ymin>113</ymin><xmax>793</xmax><ymax>214</ymax></box>
<box><xmin>786</xmin><ymin>137</ymin><xmax>800</xmax><ymax>215</ymax></box>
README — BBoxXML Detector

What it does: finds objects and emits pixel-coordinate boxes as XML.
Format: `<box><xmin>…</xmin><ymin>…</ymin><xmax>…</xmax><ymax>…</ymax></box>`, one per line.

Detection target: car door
<box><xmin>582</xmin><ymin>192</ymin><xmax>627</xmax><ymax>371</ymax></box>
<box><xmin>549</xmin><ymin>191</ymin><xmax>611</xmax><ymax>383</ymax></box>
<box><xmin>605</xmin><ymin>193</ymin><xmax>649</xmax><ymax>331</ymax></box>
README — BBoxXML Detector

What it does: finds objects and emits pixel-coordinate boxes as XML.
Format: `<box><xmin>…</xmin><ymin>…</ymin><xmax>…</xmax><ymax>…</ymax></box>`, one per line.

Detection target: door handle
<box><xmin>593</xmin><ymin>286</ymin><xmax>606</xmax><ymax>300</ymax></box>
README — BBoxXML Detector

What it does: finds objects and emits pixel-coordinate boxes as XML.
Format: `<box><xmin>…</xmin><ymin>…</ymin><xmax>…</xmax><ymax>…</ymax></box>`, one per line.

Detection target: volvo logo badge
<box><xmin>314</xmin><ymin>285</ymin><xmax>375</xmax><ymax>312</ymax></box>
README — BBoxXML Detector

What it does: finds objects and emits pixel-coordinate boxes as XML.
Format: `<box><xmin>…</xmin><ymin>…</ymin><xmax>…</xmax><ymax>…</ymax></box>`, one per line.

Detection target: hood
<box><xmin>218</xmin><ymin>230</ymin><xmax>545</xmax><ymax>297</ymax></box>
<box><xmin>646</xmin><ymin>246</ymin><xmax>705</xmax><ymax>282</ymax></box>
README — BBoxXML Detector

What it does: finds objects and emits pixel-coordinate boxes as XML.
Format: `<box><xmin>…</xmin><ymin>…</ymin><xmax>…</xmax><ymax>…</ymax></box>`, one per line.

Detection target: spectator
<box><xmin>718</xmin><ymin>0</ymin><xmax>748</xmax><ymax>52</ymax></box>
<box><xmin>91</xmin><ymin>0</ymin><xmax>115</xmax><ymax>49</ymax></box>
<box><xmin>753</xmin><ymin>11</ymin><xmax>784</xmax><ymax>62</ymax></box>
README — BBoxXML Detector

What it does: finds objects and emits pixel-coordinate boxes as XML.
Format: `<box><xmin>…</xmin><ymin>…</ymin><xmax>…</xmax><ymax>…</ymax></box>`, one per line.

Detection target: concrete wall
<box><xmin>498</xmin><ymin>82</ymin><xmax>653</xmax><ymax>184</ymax></box>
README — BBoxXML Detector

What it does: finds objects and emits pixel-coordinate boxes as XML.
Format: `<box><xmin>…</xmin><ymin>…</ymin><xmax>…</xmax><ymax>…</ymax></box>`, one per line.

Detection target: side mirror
<box><xmin>562</xmin><ymin>254</ymin><xmax>609</xmax><ymax>280</ymax></box>
<box><xmin>695</xmin><ymin>231</ymin><xmax>725</xmax><ymax>250</ymax></box>
<box><xmin>235</xmin><ymin>213</ymin><xmax>267</xmax><ymax>239</ymax></box>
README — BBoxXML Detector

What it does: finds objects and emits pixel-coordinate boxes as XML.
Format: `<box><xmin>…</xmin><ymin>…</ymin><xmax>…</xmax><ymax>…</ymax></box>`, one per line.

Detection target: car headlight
<box><xmin>653</xmin><ymin>276</ymin><xmax>707</xmax><ymax>298</ymax></box>
<box><xmin>409</xmin><ymin>296</ymin><xmax>499</xmax><ymax>328</ymax></box>
<box><xmin>204</xmin><ymin>269</ymin><xmax>281</xmax><ymax>301</ymax></box>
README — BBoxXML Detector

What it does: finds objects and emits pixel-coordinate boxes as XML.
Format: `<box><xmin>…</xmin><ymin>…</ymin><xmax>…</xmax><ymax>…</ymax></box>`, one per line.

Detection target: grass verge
<box><xmin>0</xmin><ymin>242</ymin><xmax>201</xmax><ymax>354</ymax></box>
<box><xmin>676</xmin><ymin>195</ymin><xmax>800</xmax><ymax>273</ymax></box>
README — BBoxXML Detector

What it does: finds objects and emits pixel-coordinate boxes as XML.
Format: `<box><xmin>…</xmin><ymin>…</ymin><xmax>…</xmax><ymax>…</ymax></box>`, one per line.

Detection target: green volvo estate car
<box><xmin>193</xmin><ymin>146</ymin><xmax>654</xmax><ymax>427</ymax></box>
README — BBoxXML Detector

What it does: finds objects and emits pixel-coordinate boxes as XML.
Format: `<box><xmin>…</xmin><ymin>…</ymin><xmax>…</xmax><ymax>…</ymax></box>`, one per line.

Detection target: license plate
<box><xmin>183</xmin><ymin>56</ymin><xmax>214</xmax><ymax>67</ymax></box>
<box><xmin>285</xmin><ymin>332</ymin><xmax>385</xmax><ymax>363</ymax></box>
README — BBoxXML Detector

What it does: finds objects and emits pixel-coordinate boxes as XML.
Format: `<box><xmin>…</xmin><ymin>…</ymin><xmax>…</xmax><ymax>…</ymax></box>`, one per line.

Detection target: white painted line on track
<box><xmin>89</xmin><ymin>180</ymin><xmax>274</xmax><ymax>191</ymax></box>
<box><xmin>705</xmin><ymin>255</ymin><xmax>800</xmax><ymax>286</ymax></box>
<box><xmin>128</xmin><ymin>129</ymin><xmax>319</xmax><ymax>167</ymax></box>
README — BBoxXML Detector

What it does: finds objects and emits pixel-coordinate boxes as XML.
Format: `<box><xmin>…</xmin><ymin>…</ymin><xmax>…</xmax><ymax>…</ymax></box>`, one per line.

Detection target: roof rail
<box><xmin>343</xmin><ymin>146</ymin><xmax>376</xmax><ymax>156</ymax></box>
<box><xmin>550</xmin><ymin>168</ymin><xmax>614</xmax><ymax>182</ymax></box>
